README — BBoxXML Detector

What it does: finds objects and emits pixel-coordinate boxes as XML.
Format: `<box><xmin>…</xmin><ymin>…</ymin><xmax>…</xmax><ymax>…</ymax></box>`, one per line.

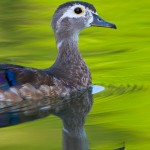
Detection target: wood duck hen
<box><xmin>0</xmin><ymin>1</ymin><xmax>116</xmax><ymax>103</ymax></box>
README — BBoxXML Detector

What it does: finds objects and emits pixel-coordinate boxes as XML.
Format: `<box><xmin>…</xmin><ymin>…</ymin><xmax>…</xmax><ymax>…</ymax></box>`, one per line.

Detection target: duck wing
<box><xmin>0</xmin><ymin>64</ymin><xmax>64</xmax><ymax>127</ymax></box>
<box><xmin>0</xmin><ymin>64</ymin><xmax>73</xmax><ymax>104</ymax></box>
<box><xmin>0</xmin><ymin>64</ymin><xmax>81</xmax><ymax>128</ymax></box>
<box><xmin>0</xmin><ymin>64</ymin><xmax>54</xmax><ymax>90</ymax></box>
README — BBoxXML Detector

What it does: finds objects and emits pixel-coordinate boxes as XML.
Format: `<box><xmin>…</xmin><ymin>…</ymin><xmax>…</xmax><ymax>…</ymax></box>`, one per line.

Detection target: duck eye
<box><xmin>74</xmin><ymin>7</ymin><xmax>83</xmax><ymax>14</ymax></box>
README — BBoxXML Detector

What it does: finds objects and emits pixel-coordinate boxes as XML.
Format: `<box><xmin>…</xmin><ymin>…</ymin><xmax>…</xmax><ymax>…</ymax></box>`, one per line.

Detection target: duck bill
<box><xmin>91</xmin><ymin>14</ymin><xmax>117</xmax><ymax>29</ymax></box>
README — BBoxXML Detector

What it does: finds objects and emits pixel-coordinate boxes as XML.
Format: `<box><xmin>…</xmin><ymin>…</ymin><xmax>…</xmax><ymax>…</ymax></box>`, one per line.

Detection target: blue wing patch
<box><xmin>0</xmin><ymin>71</ymin><xmax>10</xmax><ymax>90</ymax></box>
<box><xmin>6</xmin><ymin>70</ymin><xmax>18</xmax><ymax>86</ymax></box>
<box><xmin>0</xmin><ymin>70</ymin><xmax>18</xmax><ymax>90</ymax></box>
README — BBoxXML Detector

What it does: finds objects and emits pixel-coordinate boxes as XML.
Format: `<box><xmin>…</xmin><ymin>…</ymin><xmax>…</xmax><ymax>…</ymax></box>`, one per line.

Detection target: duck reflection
<box><xmin>55</xmin><ymin>87</ymin><xmax>93</xmax><ymax>150</ymax></box>
<box><xmin>0</xmin><ymin>87</ymin><xmax>93</xmax><ymax>150</ymax></box>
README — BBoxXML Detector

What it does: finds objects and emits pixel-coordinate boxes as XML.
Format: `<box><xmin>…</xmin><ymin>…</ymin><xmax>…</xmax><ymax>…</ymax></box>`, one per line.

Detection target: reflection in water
<box><xmin>114</xmin><ymin>146</ymin><xmax>125</xmax><ymax>150</ymax></box>
<box><xmin>0</xmin><ymin>86</ymin><xmax>94</xmax><ymax>150</ymax></box>
<box><xmin>55</xmin><ymin>87</ymin><xmax>93</xmax><ymax>150</ymax></box>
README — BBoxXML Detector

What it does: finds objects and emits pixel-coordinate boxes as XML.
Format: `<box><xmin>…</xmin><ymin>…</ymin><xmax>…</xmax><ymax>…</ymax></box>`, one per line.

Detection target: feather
<box><xmin>0</xmin><ymin>71</ymin><xmax>10</xmax><ymax>90</ymax></box>
<box><xmin>0</xmin><ymin>64</ymin><xmax>54</xmax><ymax>88</ymax></box>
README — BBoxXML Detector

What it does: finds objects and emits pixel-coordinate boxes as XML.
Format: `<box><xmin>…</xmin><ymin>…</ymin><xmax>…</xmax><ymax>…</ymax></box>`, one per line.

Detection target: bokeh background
<box><xmin>0</xmin><ymin>0</ymin><xmax>150</xmax><ymax>149</ymax></box>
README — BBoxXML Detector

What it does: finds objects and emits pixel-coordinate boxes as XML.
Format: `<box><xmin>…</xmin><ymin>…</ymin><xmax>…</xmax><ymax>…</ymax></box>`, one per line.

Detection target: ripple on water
<box><xmin>95</xmin><ymin>84</ymin><xmax>144</xmax><ymax>98</ymax></box>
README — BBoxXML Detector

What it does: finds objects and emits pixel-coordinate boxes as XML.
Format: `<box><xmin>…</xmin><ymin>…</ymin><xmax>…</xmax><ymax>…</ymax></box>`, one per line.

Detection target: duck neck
<box><xmin>48</xmin><ymin>30</ymin><xmax>91</xmax><ymax>88</ymax></box>
<box><xmin>56</xmin><ymin>31</ymin><xmax>82</xmax><ymax>64</ymax></box>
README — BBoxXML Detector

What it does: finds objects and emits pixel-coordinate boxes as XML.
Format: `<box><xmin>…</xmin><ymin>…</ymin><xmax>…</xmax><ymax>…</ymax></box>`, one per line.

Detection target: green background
<box><xmin>0</xmin><ymin>0</ymin><xmax>150</xmax><ymax>149</ymax></box>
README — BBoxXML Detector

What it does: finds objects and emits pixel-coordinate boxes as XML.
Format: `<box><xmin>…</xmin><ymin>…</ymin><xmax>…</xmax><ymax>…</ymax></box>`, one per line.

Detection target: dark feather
<box><xmin>0</xmin><ymin>64</ymin><xmax>54</xmax><ymax>89</ymax></box>
<box><xmin>0</xmin><ymin>70</ymin><xmax>10</xmax><ymax>90</ymax></box>
<box><xmin>56</xmin><ymin>1</ymin><xmax>96</xmax><ymax>13</ymax></box>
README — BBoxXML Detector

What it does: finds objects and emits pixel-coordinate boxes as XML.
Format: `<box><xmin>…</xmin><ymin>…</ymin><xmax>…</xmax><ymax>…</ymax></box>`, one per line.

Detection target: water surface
<box><xmin>0</xmin><ymin>0</ymin><xmax>150</xmax><ymax>150</ymax></box>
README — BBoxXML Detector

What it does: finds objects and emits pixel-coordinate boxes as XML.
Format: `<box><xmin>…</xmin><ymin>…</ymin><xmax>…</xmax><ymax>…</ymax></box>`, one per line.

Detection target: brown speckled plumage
<box><xmin>0</xmin><ymin>1</ymin><xmax>116</xmax><ymax>108</ymax></box>
<box><xmin>0</xmin><ymin>2</ymin><xmax>93</xmax><ymax>104</ymax></box>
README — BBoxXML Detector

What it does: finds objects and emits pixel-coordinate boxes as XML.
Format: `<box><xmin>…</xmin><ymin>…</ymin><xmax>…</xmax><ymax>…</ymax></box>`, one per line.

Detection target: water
<box><xmin>0</xmin><ymin>0</ymin><xmax>150</xmax><ymax>150</ymax></box>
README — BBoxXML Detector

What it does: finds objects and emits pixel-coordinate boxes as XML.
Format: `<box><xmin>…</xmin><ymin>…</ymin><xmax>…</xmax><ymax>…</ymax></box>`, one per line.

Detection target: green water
<box><xmin>0</xmin><ymin>0</ymin><xmax>150</xmax><ymax>149</ymax></box>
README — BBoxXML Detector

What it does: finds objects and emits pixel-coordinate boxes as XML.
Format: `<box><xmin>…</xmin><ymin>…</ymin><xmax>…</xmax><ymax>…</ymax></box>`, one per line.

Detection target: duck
<box><xmin>0</xmin><ymin>1</ymin><xmax>116</xmax><ymax>105</ymax></box>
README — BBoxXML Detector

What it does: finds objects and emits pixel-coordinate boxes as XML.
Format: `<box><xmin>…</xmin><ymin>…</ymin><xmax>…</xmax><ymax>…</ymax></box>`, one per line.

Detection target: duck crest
<box><xmin>56</xmin><ymin>1</ymin><xmax>96</xmax><ymax>13</ymax></box>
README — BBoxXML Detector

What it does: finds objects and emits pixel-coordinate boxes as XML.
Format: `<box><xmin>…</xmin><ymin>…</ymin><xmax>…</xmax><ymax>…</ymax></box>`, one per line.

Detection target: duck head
<box><xmin>52</xmin><ymin>1</ymin><xmax>116</xmax><ymax>35</ymax></box>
